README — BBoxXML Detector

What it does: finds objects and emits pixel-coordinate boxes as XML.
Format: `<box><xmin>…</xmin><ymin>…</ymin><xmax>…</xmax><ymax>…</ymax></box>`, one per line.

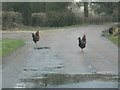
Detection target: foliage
<box><xmin>118</xmin><ymin>2</ymin><xmax>120</xmax><ymax>22</ymax></box>
<box><xmin>2</xmin><ymin>2</ymin><xmax>119</xmax><ymax>28</ymax></box>
<box><xmin>91</xmin><ymin>2</ymin><xmax>118</xmax><ymax>17</ymax></box>
<box><xmin>45</xmin><ymin>2</ymin><xmax>70</xmax><ymax>11</ymax></box>
<box><xmin>74</xmin><ymin>2</ymin><xmax>89</xmax><ymax>17</ymax></box>
<box><xmin>46</xmin><ymin>10</ymin><xmax>77</xmax><ymax>27</ymax></box>
<box><xmin>104</xmin><ymin>24</ymin><xmax>120</xmax><ymax>46</ymax></box>
<box><xmin>2</xmin><ymin>11</ymin><xmax>23</xmax><ymax>28</ymax></box>
<box><xmin>32</xmin><ymin>13</ymin><xmax>47</xmax><ymax>27</ymax></box>
<box><xmin>84</xmin><ymin>16</ymin><xmax>112</xmax><ymax>24</ymax></box>
<box><xmin>2</xmin><ymin>2</ymin><xmax>70</xmax><ymax>26</ymax></box>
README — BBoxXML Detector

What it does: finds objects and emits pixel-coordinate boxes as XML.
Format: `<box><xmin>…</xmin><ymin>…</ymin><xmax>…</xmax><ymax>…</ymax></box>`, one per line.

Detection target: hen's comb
<box><xmin>36</xmin><ymin>31</ymin><xmax>39</xmax><ymax>33</ymax></box>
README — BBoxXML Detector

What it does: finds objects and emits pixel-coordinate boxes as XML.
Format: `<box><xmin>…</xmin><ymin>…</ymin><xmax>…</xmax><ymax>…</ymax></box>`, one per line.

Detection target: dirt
<box><xmin>2</xmin><ymin>24</ymin><xmax>119</xmax><ymax>88</ymax></box>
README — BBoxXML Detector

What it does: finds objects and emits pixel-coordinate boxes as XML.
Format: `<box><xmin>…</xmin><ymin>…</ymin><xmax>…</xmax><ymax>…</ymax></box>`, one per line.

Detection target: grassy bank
<box><xmin>105</xmin><ymin>33</ymin><xmax>119</xmax><ymax>46</ymax></box>
<box><xmin>8</xmin><ymin>24</ymin><xmax>90</xmax><ymax>31</ymax></box>
<box><xmin>6</xmin><ymin>22</ymin><xmax>113</xmax><ymax>31</ymax></box>
<box><xmin>0</xmin><ymin>39</ymin><xmax>25</xmax><ymax>56</ymax></box>
<box><xmin>104</xmin><ymin>23</ymin><xmax>120</xmax><ymax>46</ymax></box>
<box><xmin>107</xmin><ymin>35</ymin><xmax>118</xmax><ymax>45</ymax></box>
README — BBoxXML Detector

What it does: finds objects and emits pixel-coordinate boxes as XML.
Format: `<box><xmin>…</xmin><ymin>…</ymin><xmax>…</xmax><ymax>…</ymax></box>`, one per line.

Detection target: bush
<box><xmin>32</xmin><ymin>13</ymin><xmax>47</xmax><ymax>27</ymax></box>
<box><xmin>2</xmin><ymin>11</ymin><xmax>23</xmax><ymax>29</ymax></box>
<box><xmin>46</xmin><ymin>11</ymin><xmax>77</xmax><ymax>27</ymax></box>
<box><xmin>46</xmin><ymin>11</ymin><xmax>62</xmax><ymax>27</ymax></box>
<box><xmin>2</xmin><ymin>11</ymin><xmax>114</xmax><ymax>29</ymax></box>
<box><xmin>80</xmin><ymin>16</ymin><xmax>112</xmax><ymax>25</ymax></box>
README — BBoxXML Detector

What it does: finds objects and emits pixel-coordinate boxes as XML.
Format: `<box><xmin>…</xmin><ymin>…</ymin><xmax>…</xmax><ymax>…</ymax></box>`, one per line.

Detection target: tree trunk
<box><xmin>84</xmin><ymin>2</ymin><xmax>89</xmax><ymax>17</ymax></box>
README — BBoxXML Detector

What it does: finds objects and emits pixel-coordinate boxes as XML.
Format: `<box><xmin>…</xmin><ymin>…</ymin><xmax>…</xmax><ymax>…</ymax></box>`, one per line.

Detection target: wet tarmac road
<box><xmin>2</xmin><ymin>24</ymin><xmax>119</xmax><ymax>88</ymax></box>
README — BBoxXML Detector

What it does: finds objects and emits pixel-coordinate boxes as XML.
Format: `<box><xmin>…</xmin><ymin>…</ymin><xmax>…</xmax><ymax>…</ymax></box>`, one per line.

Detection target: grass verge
<box><xmin>4</xmin><ymin>23</ymin><xmax>113</xmax><ymax>31</ymax></box>
<box><xmin>8</xmin><ymin>24</ymin><xmax>89</xmax><ymax>31</ymax></box>
<box><xmin>0</xmin><ymin>38</ymin><xmax>25</xmax><ymax>56</ymax></box>
<box><xmin>104</xmin><ymin>33</ymin><xmax>119</xmax><ymax>46</ymax></box>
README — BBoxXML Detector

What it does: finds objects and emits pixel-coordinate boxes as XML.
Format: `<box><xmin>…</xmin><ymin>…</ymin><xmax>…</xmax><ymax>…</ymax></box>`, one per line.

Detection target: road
<box><xmin>2</xmin><ymin>24</ymin><xmax>118</xmax><ymax>88</ymax></box>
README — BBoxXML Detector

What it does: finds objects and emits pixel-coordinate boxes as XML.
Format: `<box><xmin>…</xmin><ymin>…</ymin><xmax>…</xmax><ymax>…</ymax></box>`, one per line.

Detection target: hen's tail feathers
<box><xmin>82</xmin><ymin>35</ymin><xmax>86</xmax><ymax>42</ymax></box>
<box><xmin>32</xmin><ymin>33</ymin><xmax>35</xmax><ymax>39</ymax></box>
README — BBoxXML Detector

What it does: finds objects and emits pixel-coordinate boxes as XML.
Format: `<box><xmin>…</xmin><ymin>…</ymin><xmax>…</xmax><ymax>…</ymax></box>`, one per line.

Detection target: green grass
<box><xmin>7</xmin><ymin>23</ymin><xmax>113</xmax><ymax>31</ymax></box>
<box><xmin>105</xmin><ymin>33</ymin><xmax>119</xmax><ymax>46</ymax></box>
<box><xmin>108</xmin><ymin>35</ymin><xmax>119</xmax><ymax>45</ymax></box>
<box><xmin>0</xmin><ymin>38</ymin><xmax>25</xmax><ymax>56</ymax></box>
<box><xmin>112</xmin><ymin>24</ymin><xmax>119</xmax><ymax>30</ymax></box>
<box><xmin>9</xmin><ymin>24</ymin><xmax>89</xmax><ymax>31</ymax></box>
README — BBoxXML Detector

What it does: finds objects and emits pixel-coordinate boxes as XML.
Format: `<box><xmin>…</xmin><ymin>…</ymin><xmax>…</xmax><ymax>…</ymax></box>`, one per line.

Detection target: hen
<box><xmin>32</xmin><ymin>31</ymin><xmax>40</xmax><ymax>48</ymax></box>
<box><xmin>78</xmin><ymin>35</ymin><xmax>86</xmax><ymax>52</ymax></box>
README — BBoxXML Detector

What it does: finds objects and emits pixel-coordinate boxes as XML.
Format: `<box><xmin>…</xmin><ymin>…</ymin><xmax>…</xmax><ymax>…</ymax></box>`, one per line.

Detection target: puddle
<box><xmin>34</xmin><ymin>47</ymin><xmax>51</xmax><ymax>50</ymax></box>
<box><xmin>17</xmin><ymin>73</ymin><xmax>119</xmax><ymax>88</ymax></box>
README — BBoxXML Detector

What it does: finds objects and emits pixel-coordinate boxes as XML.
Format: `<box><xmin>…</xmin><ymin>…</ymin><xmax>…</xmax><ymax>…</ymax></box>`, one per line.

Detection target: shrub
<box><xmin>32</xmin><ymin>13</ymin><xmax>47</xmax><ymax>27</ymax></box>
<box><xmin>2</xmin><ymin>11</ymin><xmax>23</xmax><ymax>29</ymax></box>
<box><xmin>46</xmin><ymin>11</ymin><xmax>77</xmax><ymax>27</ymax></box>
<box><xmin>46</xmin><ymin>11</ymin><xmax>61</xmax><ymax>27</ymax></box>
<box><xmin>77</xmin><ymin>17</ymin><xmax>112</xmax><ymax>24</ymax></box>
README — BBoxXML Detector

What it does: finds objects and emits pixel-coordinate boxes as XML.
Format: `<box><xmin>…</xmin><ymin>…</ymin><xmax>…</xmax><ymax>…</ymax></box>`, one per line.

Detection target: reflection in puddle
<box><xmin>18</xmin><ymin>73</ymin><xmax>119</xmax><ymax>88</ymax></box>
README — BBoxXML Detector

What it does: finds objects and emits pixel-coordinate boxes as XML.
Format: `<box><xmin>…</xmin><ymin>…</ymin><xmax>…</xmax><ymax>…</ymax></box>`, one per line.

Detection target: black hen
<box><xmin>78</xmin><ymin>35</ymin><xmax>86</xmax><ymax>52</ymax></box>
<box><xmin>109</xmin><ymin>27</ymin><xmax>113</xmax><ymax>34</ymax></box>
<box><xmin>32</xmin><ymin>31</ymin><xmax>40</xmax><ymax>48</ymax></box>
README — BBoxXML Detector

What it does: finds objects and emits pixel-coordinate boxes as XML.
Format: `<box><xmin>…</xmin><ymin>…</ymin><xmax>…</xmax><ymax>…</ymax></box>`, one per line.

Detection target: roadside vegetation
<box><xmin>105</xmin><ymin>33</ymin><xmax>119</xmax><ymax>46</ymax></box>
<box><xmin>1</xmin><ymin>39</ymin><xmax>25</xmax><ymax>56</ymax></box>
<box><xmin>2</xmin><ymin>2</ymin><xmax>119</xmax><ymax>30</ymax></box>
<box><xmin>7</xmin><ymin>24</ymin><xmax>90</xmax><ymax>31</ymax></box>
<box><xmin>104</xmin><ymin>24</ymin><xmax>120</xmax><ymax>46</ymax></box>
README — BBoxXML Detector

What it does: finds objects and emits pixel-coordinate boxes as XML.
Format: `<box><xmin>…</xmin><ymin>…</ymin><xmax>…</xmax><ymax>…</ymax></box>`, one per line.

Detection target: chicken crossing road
<box><xmin>2</xmin><ymin>24</ymin><xmax>118</xmax><ymax>88</ymax></box>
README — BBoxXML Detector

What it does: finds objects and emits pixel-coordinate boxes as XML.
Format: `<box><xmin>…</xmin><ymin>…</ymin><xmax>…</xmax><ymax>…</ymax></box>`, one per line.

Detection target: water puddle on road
<box><xmin>34</xmin><ymin>47</ymin><xmax>51</xmax><ymax>50</ymax></box>
<box><xmin>16</xmin><ymin>73</ymin><xmax>119</xmax><ymax>88</ymax></box>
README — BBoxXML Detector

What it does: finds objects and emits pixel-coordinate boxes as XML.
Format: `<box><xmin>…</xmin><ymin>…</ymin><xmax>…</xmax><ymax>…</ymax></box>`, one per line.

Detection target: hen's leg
<box><xmin>36</xmin><ymin>43</ymin><xmax>37</xmax><ymax>48</ymax></box>
<box><xmin>82</xmin><ymin>49</ymin><xmax>83</xmax><ymax>52</ymax></box>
